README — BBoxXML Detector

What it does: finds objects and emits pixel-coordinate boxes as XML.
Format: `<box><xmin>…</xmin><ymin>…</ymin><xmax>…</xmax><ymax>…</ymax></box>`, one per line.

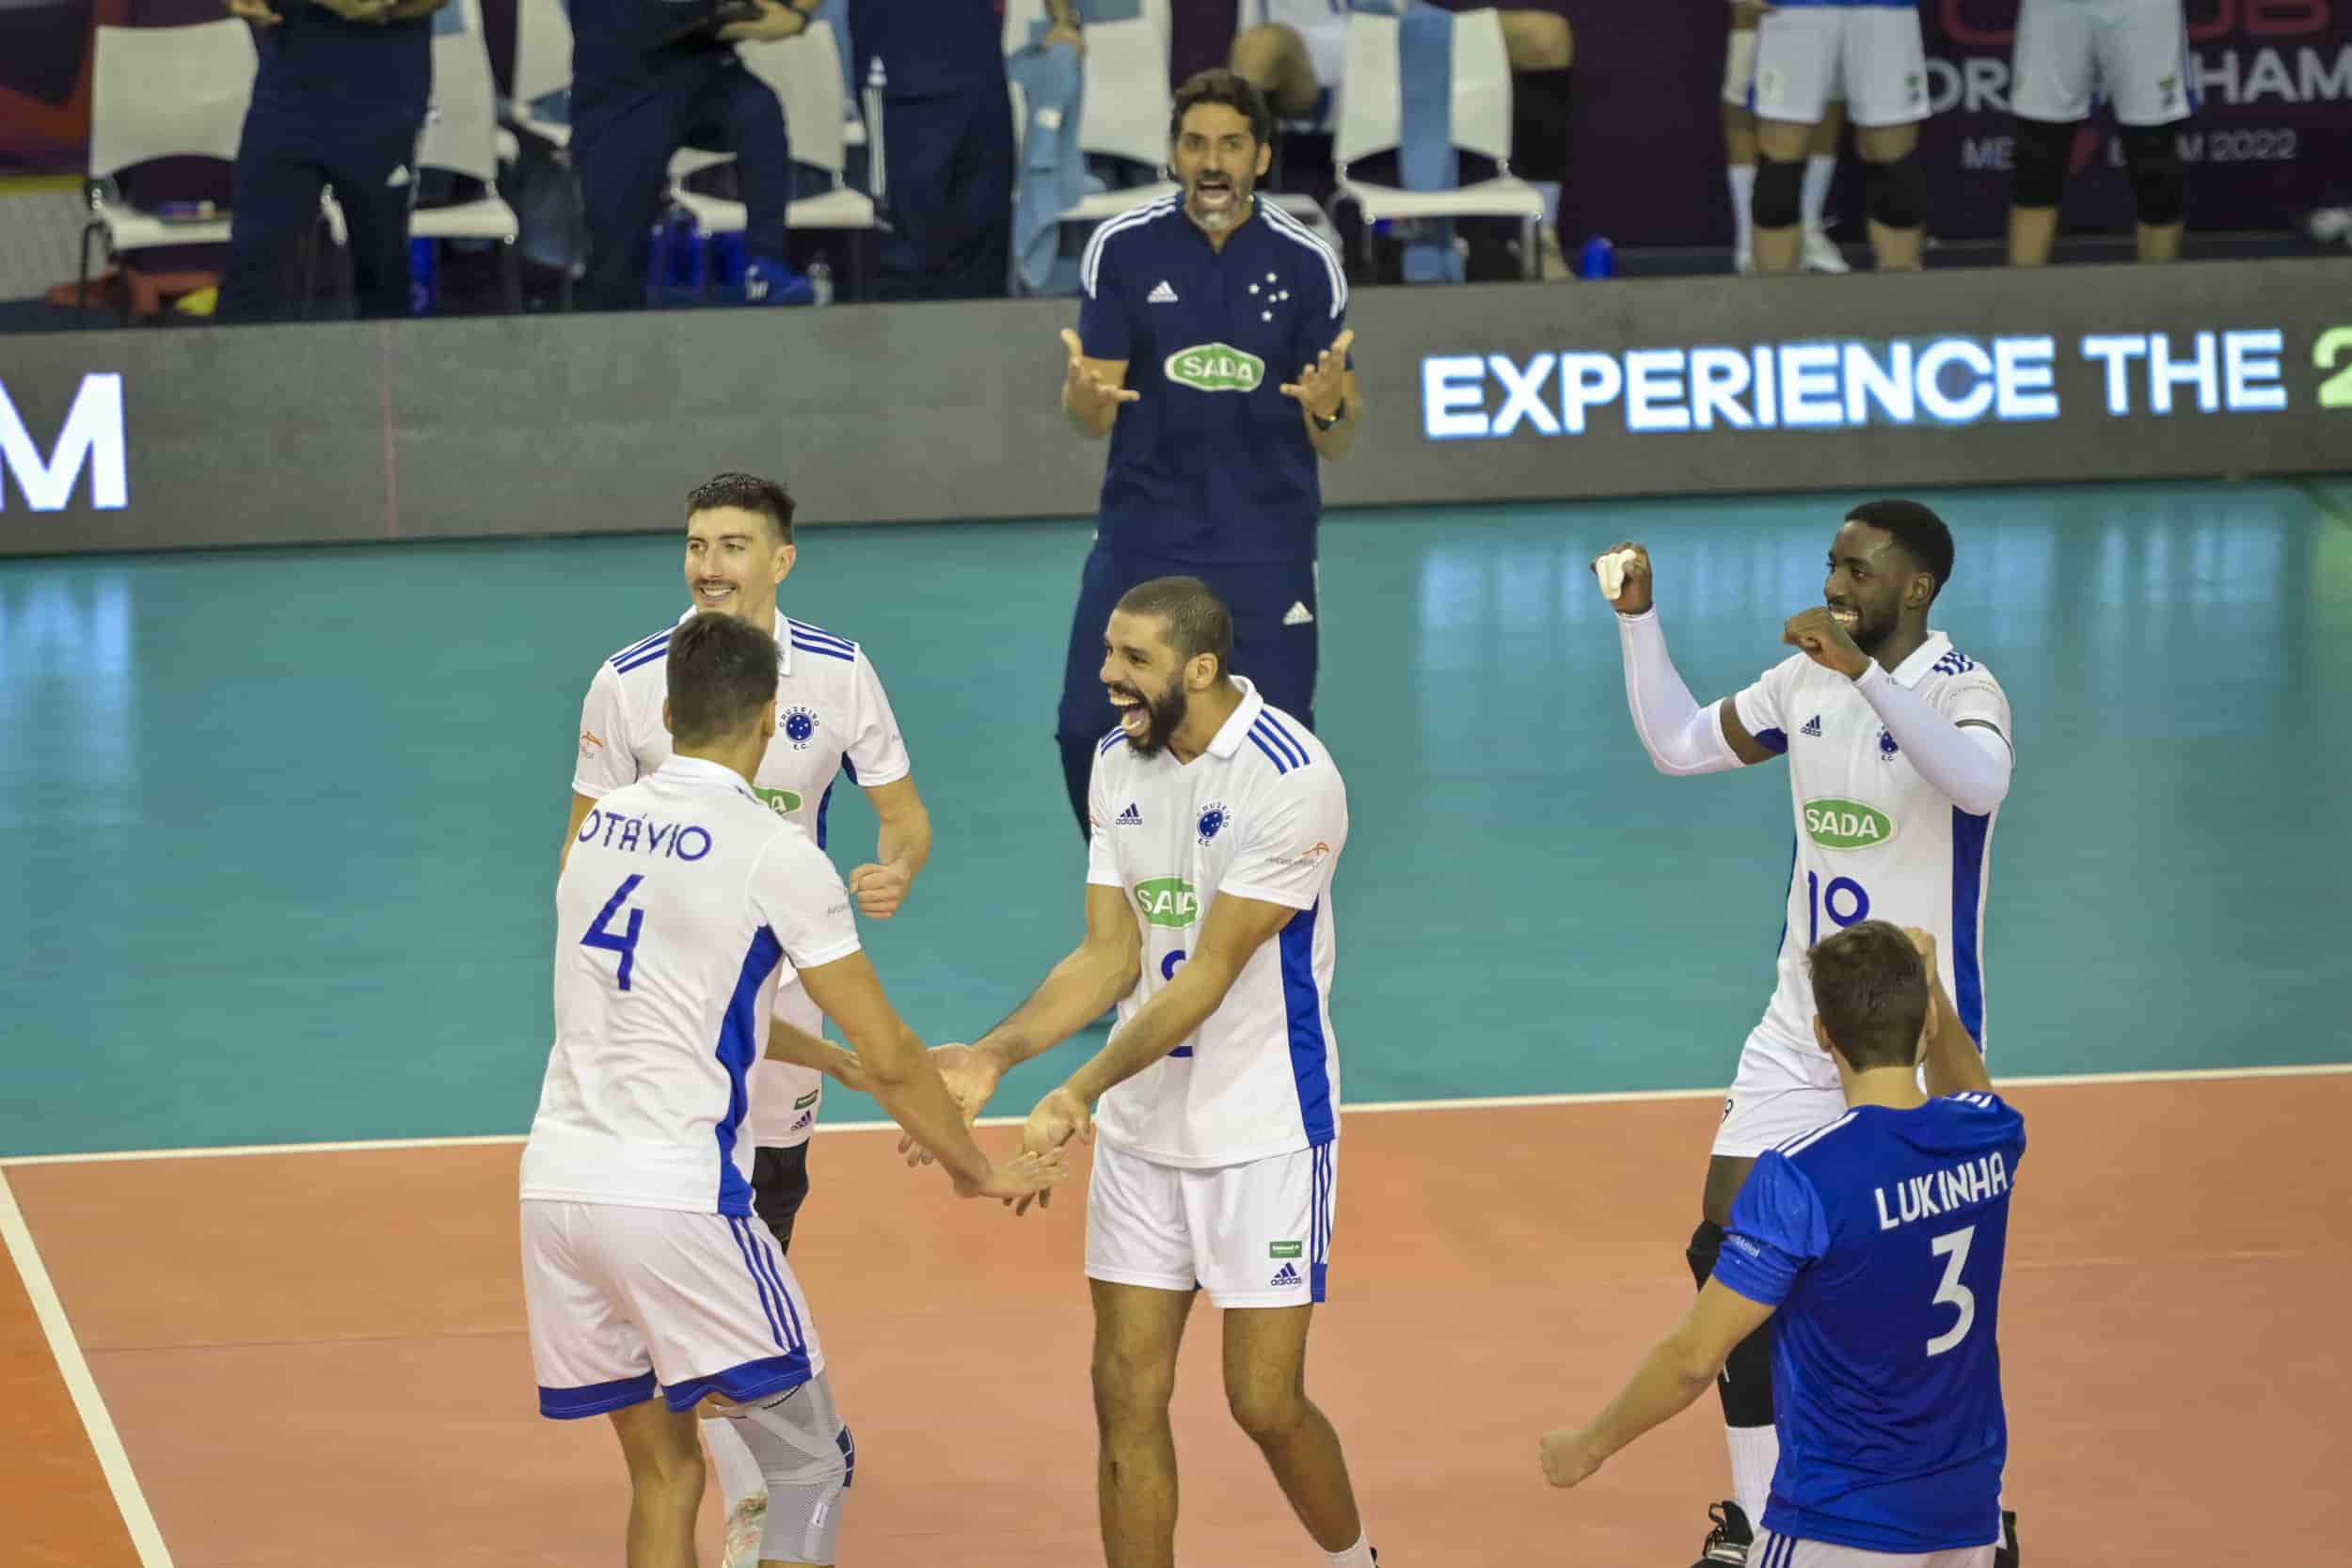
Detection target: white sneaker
<box><xmin>723</xmin><ymin>1495</ymin><xmax>768</xmax><ymax>1568</ymax></box>
<box><xmin>1734</xmin><ymin>247</ymin><xmax>1755</xmax><ymax>276</ymax></box>
<box><xmin>1801</xmin><ymin>225</ymin><xmax>1851</xmax><ymax>274</ymax></box>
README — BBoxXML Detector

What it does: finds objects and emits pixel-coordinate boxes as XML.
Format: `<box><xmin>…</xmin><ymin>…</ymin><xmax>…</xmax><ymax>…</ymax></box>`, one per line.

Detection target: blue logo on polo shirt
<box><xmin>1197</xmin><ymin>801</ymin><xmax>1230</xmax><ymax>845</ymax></box>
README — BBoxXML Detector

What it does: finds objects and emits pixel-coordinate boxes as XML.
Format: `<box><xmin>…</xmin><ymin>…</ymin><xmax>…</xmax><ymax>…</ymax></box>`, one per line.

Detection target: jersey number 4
<box><xmin>1926</xmin><ymin>1225</ymin><xmax>1978</xmax><ymax>1356</ymax></box>
<box><xmin>580</xmin><ymin>875</ymin><xmax>646</xmax><ymax>990</ymax></box>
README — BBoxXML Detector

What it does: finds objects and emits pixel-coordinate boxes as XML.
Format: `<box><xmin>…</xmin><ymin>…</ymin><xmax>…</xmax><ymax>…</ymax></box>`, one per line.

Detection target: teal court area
<box><xmin>3</xmin><ymin>475</ymin><xmax>2347</xmax><ymax>1157</ymax></box>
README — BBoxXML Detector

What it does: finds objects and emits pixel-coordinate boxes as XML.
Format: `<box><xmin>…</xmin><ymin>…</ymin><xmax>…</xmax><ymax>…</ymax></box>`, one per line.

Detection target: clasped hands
<box><xmin>896</xmin><ymin>1044</ymin><xmax>1091</xmax><ymax>1215</ymax></box>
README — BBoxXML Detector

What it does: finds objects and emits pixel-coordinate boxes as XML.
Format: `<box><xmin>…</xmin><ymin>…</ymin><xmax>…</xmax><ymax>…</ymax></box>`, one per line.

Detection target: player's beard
<box><xmin>1847</xmin><ymin>602</ymin><xmax>1900</xmax><ymax>656</ymax></box>
<box><xmin>1186</xmin><ymin>172</ymin><xmax>1250</xmax><ymax>232</ymax></box>
<box><xmin>1114</xmin><ymin>680</ymin><xmax>1189</xmax><ymax>758</ymax></box>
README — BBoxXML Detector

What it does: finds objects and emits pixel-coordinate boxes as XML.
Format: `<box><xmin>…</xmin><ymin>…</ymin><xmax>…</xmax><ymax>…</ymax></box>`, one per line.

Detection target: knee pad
<box><xmin>2121</xmin><ymin>123</ymin><xmax>2184</xmax><ymax>226</ymax></box>
<box><xmin>723</xmin><ymin>1374</ymin><xmax>852</xmax><ymax>1564</ymax></box>
<box><xmin>1718</xmin><ymin>1315</ymin><xmax>1776</xmax><ymax>1427</ymax></box>
<box><xmin>1686</xmin><ymin>1219</ymin><xmax>1724</xmax><ymax>1290</ymax></box>
<box><xmin>2010</xmin><ymin>115</ymin><xmax>2074</xmax><ymax>210</ymax></box>
<box><xmin>1752</xmin><ymin>154</ymin><xmax>1803</xmax><ymax>230</ymax></box>
<box><xmin>1866</xmin><ymin>149</ymin><xmax>1926</xmax><ymax>231</ymax></box>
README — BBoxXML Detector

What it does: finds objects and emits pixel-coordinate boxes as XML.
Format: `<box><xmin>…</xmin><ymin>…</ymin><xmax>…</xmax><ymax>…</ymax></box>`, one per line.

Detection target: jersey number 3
<box><xmin>580</xmin><ymin>875</ymin><xmax>646</xmax><ymax>990</ymax></box>
<box><xmin>1926</xmin><ymin>1225</ymin><xmax>1978</xmax><ymax>1356</ymax></box>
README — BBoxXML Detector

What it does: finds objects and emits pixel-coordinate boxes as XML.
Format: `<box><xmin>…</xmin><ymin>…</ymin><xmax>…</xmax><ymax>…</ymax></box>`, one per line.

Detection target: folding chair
<box><xmin>1003</xmin><ymin>0</ymin><xmax>1180</xmax><ymax>224</ymax></box>
<box><xmin>406</xmin><ymin>0</ymin><xmax>524</xmax><ymax>312</ymax></box>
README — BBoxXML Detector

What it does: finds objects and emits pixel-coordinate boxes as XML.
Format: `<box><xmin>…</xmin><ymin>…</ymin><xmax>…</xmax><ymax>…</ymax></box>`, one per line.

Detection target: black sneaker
<box><xmin>1691</xmin><ymin>1501</ymin><xmax>1753</xmax><ymax>1567</ymax></box>
<box><xmin>1994</xmin><ymin>1510</ymin><xmax>2020</xmax><ymax>1568</ymax></box>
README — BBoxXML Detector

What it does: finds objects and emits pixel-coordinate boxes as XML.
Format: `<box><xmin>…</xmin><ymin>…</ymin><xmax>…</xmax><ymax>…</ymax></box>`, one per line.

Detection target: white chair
<box><xmin>77</xmin><ymin>19</ymin><xmax>258</xmax><ymax>320</ymax></box>
<box><xmin>406</xmin><ymin>0</ymin><xmax>524</xmax><ymax>310</ymax></box>
<box><xmin>1003</xmin><ymin>0</ymin><xmax>1179</xmax><ymax>225</ymax></box>
<box><xmin>1330</xmin><ymin>8</ymin><xmax>1542</xmax><ymax>278</ymax></box>
<box><xmin>664</xmin><ymin>22</ymin><xmax>877</xmax><ymax>286</ymax></box>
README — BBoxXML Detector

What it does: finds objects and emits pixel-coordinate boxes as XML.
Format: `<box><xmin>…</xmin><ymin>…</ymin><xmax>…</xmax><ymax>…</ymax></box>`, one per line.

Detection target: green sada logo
<box><xmin>1804</xmin><ymin>799</ymin><xmax>1896</xmax><ymax>849</ymax></box>
<box><xmin>755</xmin><ymin>785</ymin><xmax>803</xmax><ymax>816</ymax></box>
<box><xmin>1165</xmin><ymin>342</ymin><xmax>1264</xmax><ymax>393</ymax></box>
<box><xmin>1133</xmin><ymin>877</ymin><xmax>1200</xmax><ymax>928</ymax></box>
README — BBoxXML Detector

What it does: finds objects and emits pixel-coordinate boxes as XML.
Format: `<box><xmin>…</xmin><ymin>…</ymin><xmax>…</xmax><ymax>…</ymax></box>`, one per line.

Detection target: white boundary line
<box><xmin>2</xmin><ymin>1062</ymin><xmax>2344</xmax><ymax>1168</ymax></box>
<box><xmin>0</xmin><ymin>1169</ymin><xmax>175</xmax><ymax>1567</ymax></box>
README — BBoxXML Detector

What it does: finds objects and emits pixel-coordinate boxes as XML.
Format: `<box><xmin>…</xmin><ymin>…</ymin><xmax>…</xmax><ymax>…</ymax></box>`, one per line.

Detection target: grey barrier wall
<box><xmin>3</xmin><ymin>257</ymin><xmax>2348</xmax><ymax>558</ymax></box>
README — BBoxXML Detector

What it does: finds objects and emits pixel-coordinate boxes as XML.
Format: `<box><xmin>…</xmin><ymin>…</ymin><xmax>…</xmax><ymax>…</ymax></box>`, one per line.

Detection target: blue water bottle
<box><xmin>1578</xmin><ymin>235</ymin><xmax>1615</xmax><ymax>279</ymax></box>
<box><xmin>407</xmin><ymin>236</ymin><xmax>437</xmax><ymax>315</ymax></box>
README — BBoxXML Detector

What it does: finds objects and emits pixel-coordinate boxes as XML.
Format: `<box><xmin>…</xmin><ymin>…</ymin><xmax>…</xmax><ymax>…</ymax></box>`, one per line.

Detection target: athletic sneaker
<box><xmin>742</xmin><ymin>257</ymin><xmax>816</xmax><ymax>306</ymax></box>
<box><xmin>1733</xmin><ymin>248</ymin><xmax>1755</xmax><ymax>277</ymax></box>
<box><xmin>723</xmin><ymin>1494</ymin><xmax>768</xmax><ymax>1568</ymax></box>
<box><xmin>1800</xmin><ymin>225</ymin><xmax>1851</xmax><ymax>274</ymax></box>
<box><xmin>1690</xmin><ymin>1499</ymin><xmax>1752</xmax><ymax>1566</ymax></box>
<box><xmin>1994</xmin><ymin>1509</ymin><xmax>2020</xmax><ymax>1568</ymax></box>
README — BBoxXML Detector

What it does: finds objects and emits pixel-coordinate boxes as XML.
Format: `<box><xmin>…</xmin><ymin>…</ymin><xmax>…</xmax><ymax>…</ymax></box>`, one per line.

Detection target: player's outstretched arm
<box><xmin>1060</xmin><ymin>329</ymin><xmax>1137</xmax><ymax>438</ymax></box>
<box><xmin>1539</xmin><ymin>1280</ymin><xmax>1775</xmax><ymax>1491</ymax></box>
<box><xmin>798</xmin><ymin>949</ymin><xmax>1067</xmax><ymax>1203</ymax></box>
<box><xmin>1596</xmin><ymin>543</ymin><xmax>1780</xmax><ymax>775</ymax></box>
<box><xmin>762</xmin><ymin>1015</ymin><xmax>869</xmax><ymax>1092</ymax></box>
<box><xmin>1904</xmin><ymin>927</ymin><xmax>1994</xmax><ymax>1098</ymax></box>
<box><xmin>1059</xmin><ymin>890</ymin><xmax>1291</xmax><ymax>1111</ymax></box>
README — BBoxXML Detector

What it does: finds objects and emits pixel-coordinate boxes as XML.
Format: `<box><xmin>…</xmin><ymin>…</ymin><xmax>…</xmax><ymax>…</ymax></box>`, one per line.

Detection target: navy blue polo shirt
<box><xmin>253</xmin><ymin>5</ymin><xmax>431</xmax><ymax>125</ymax></box>
<box><xmin>1075</xmin><ymin>196</ymin><xmax>1348</xmax><ymax>565</ymax></box>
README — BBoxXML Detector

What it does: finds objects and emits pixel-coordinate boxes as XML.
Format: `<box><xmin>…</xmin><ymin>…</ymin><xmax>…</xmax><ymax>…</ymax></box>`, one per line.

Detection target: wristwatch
<box><xmin>1311</xmin><ymin>397</ymin><xmax>1347</xmax><ymax>432</ymax></box>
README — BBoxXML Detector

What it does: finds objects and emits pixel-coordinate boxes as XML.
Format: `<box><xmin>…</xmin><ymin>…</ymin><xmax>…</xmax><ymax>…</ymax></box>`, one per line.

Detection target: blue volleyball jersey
<box><xmin>1713</xmin><ymin>1093</ymin><xmax>2026</xmax><ymax>1554</ymax></box>
<box><xmin>1075</xmin><ymin>197</ymin><xmax>1348</xmax><ymax>565</ymax></box>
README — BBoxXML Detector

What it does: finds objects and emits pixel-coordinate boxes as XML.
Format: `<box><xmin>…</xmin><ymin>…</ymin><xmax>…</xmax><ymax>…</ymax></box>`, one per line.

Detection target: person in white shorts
<box><xmin>1541</xmin><ymin>922</ymin><xmax>2022</xmax><ymax>1568</ymax></box>
<box><xmin>907</xmin><ymin>576</ymin><xmax>1377</xmax><ymax>1568</ymax></box>
<box><xmin>564</xmin><ymin>471</ymin><xmax>931</xmax><ymax>1566</ymax></box>
<box><xmin>1746</xmin><ymin>0</ymin><xmax>1932</xmax><ymax>274</ymax></box>
<box><xmin>1724</xmin><ymin>2</ymin><xmax>1851</xmax><ymax>275</ymax></box>
<box><xmin>2007</xmin><ymin>0</ymin><xmax>2194</xmax><ymax>265</ymax></box>
<box><xmin>524</xmin><ymin>610</ymin><xmax>1063</xmax><ymax>1568</ymax></box>
<box><xmin>1593</xmin><ymin>499</ymin><xmax>2016</xmax><ymax>1567</ymax></box>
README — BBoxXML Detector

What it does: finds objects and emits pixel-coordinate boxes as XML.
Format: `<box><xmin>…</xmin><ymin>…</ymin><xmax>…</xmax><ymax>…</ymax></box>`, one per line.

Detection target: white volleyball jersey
<box><xmin>572</xmin><ymin>607</ymin><xmax>909</xmax><ymax>1146</ymax></box>
<box><xmin>522</xmin><ymin>756</ymin><xmax>862</xmax><ymax>1215</ymax></box>
<box><xmin>1086</xmin><ymin>679</ymin><xmax>1348</xmax><ymax>1169</ymax></box>
<box><xmin>1730</xmin><ymin>632</ymin><xmax>2012</xmax><ymax>1055</ymax></box>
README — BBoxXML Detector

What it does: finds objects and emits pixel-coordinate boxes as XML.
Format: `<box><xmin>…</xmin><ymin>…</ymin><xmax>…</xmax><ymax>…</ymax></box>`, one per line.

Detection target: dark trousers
<box><xmin>215</xmin><ymin>103</ymin><xmax>421</xmax><ymax>323</ymax></box>
<box><xmin>1054</xmin><ymin>545</ymin><xmax>1321</xmax><ymax>836</ymax></box>
<box><xmin>750</xmin><ymin>1141</ymin><xmax>812</xmax><ymax>1254</ymax></box>
<box><xmin>876</xmin><ymin>88</ymin><xmax>1013</xmax><ymax>300</ymax></box>
<box><xmin>575</xmin><ymin>60</ymin><xmax>794</xmax><ymax>310</ymax></box>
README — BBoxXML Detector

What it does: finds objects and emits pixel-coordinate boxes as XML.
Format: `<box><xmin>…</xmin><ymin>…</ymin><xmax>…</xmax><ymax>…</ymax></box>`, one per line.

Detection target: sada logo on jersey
<box><xmin>1165</xmin><ymin>343</ymin><xmax>1265</xmax><ymax>394</ymax></box>
<box><xmin>1804</xmin><ymin>799</ymin><xmax>1897</xmax><ymax>849</ymax></box>
<box><xmin>754</xmin><ymin>785</ymin><xmax>804</xmax><ymax>816</ymax></box>
<box><xmin>1133</xmin><ymin>877</ymin><xmax>1200</xmax><ymax>928</ymax></box>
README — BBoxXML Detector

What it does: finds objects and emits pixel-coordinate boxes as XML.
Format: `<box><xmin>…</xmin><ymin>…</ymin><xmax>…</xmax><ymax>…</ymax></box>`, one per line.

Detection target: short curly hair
<box><xmin>686</xmin><ymin>472</ymin><xmax>794</xmax><ymax>546</ymax></box>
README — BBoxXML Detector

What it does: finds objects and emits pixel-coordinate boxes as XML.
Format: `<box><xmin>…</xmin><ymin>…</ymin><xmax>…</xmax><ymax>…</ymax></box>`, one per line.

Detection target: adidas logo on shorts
<box><xmin>1800</xmin><ymin>714</ymin><xmax>1823</xmax><ymax>737</ymax></box>
<box><xmin>1116</xmin><ymin>802</ymin><xmax>1143</xmax><ymax>826</ymax></box>
<box><xmin>1270</xmin><ymin>1261</ymin><xmax>1302</xmax><ymax>1288</ymax></box>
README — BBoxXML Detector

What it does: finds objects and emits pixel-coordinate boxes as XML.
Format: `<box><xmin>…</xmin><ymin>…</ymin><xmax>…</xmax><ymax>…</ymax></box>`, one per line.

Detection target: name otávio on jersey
<box><xmin>522</xmin><ymin>757</ymin><xmax>862</xmax><ymax>1216</ymax></box>
<box><xmin>1087</xmin><ymin>679</ymin><xmax>1348</xmax><ymax>1168</ymax></box>
<box><xmin>1731</xmin><ymin>632</ymin><xmax>2012</xmax><ymax>1052</ymax></box>
<box><xmin>572</xmin><ymin>610</ymin><xmax>910</xmax><ymax>1146</ymax></box>
<box><xmin>1716</xmin><ymin>1093</ymin><xmax>2027</xmax><ymax>1555</ymax></box>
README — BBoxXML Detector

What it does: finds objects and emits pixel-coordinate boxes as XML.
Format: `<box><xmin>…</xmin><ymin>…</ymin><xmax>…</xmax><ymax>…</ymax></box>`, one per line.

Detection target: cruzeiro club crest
<box><xmin>783</xmin><ymin>706</ymin><xmax>818</xmax><ymax>750</ymax></box>
<box><xmin>1197</xmin><ymin>800</ymin><xmax>1231</xmax><ymax>846</ymax></box>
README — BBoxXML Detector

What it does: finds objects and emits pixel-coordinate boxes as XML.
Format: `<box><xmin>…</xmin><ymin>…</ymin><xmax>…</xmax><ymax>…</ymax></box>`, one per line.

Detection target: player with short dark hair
<box><xmin>1052</xmin><ymin>69</ymin><xmax>1359</xmax><ymax>842</ymax></box>
<box><xmin>2007</xmin><ymin>0</ymin><xmax>2194</xmax><ymax>266</ymax></box>
<box><xmin>1541</xmin><ymin>921</ymin><xmax>2022</xmax><ymax>1568</ymax></box>
<box><xmin>1594</xmin><ymin>499</ymin><xmax>2018</xmax><ymax>1567</ymax></box>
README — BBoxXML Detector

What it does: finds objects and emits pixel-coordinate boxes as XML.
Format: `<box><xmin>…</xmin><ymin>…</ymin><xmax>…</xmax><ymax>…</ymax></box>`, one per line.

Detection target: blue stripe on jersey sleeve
<box><xmin>1279</xmin><ymin>900</ymin><xmax>1336</xmax><ymax>1145</ymax></box>
<box><xmin>787</xmin><ymin>619</ymin><xmax>856</xmax><ymax>655</ymax></box>
<box><xmin>610</xmin><ymin>628</ymin><xmax>671</xmax><ymax>667</ymax></box>
<box><xmin>1950</xmin><ymin>808</ymin><xmax>1991</xmax><ymax>1045</ymax></box>
<box><xmin>1248</xmin><ymin>730</ymin><xmax>1294</xmax><ymax>774</ymax></box>
<box><xmin>1754</xmin><ymin>726</ymin><xmax>1789</xmax><ymax>754</ymax></box>
<box><xmin>1253</xmin><ymin>714</ymin><xmax>1311</xmax><ymax>768</ymax></box>
<box><xmin>614</xmin><ymin>643</ymin><xmax>671</xmax><ymax>674</ymax></box>
<box><xmin>713</xmin><ymin>927</ymin><xmax>786</xmax><ymax>1215</ymax></box>
<box><xmin>1715</xmin><ymin>1150</ymin><xmax>1827</xmax><ymax>1307</ymax></box>
<box><xmin>790</xmin><ymin>638</ymin><xmax>857</xmax><ymax>663</ymax></box>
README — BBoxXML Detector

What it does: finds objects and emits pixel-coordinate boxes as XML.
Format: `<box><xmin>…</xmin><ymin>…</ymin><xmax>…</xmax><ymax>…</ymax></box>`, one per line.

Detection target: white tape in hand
<box><xmin>1597</xmin><ymin>548</ymin><xmax>1636</xmax><ymax>600</ymax></box>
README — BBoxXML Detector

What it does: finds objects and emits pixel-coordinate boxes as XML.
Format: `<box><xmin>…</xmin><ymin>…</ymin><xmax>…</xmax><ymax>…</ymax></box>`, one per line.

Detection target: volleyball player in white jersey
<box><xmin>1595</xmin><ymin>499</ymin><xmax>2016</xmax><ymax>1568</ymax></box>
<box><xmin>524</xmin><ymin>611</ymin><xmax>1063</xmax><ymax>1568</ymax></box>
<box><xmin>912</xmin><ymin>577</ymin><xmax>1378</xmax><ymax>1568</ymax></box>
<box><xmin>564</xmin><ymin>472</ymin><xmax>930</xmax><ymax>1564</ymax></box>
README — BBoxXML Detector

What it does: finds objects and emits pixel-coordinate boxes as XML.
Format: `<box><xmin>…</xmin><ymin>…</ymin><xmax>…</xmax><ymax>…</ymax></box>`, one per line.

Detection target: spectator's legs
<box><xmin>575</xmin><ymin>90</ymin><xmax>686</xmax><ymax>311</ymax></box>
<box><xmin>878</xmin><ymin>86</ymin><xmax>1011</xmax><ymax>302</ymax></box>
<box><xmin>1724</xmin><ymin>14</ymin><xmax>1760</xmax><ymax>270</ymax></box>
<box><xmin>704</xmin><ymin>65</ymin><xmax>795</xmax><ymax>265</ymax></box>
<box><xmin>1230</xmin><ymin>24</ymin><xmax>1323</xmax><ymax>121</ymax></box>
<box><xmin>215</xmin><ymin>104</ymin><xmax>328</xmax><ymax>324</ymax></box>
<box><xmin>1499</xmin><ymin>10</ymin><xmax>1573</xmax><ymax>275</ymax></box>
<box><xmin>321</xmin><ymin>119</ymin><xmax>424</xmax><ymax>321</ymax></box>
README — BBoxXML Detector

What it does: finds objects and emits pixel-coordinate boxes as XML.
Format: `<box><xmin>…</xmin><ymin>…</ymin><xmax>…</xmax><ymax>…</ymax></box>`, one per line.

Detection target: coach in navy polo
<box><xmin>1053</xmin><ymin>68</ymin><xmax>1359</xmax><ymax>836</ymax></box>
